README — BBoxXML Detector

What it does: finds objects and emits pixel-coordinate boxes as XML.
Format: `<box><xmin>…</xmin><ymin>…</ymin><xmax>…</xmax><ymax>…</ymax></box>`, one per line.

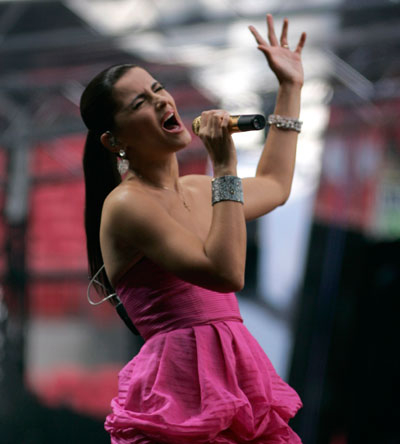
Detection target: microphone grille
<box><xmin>192</xmin><ymin>116</ymin><xmax>201</xmax><ymax>135</ymax></box>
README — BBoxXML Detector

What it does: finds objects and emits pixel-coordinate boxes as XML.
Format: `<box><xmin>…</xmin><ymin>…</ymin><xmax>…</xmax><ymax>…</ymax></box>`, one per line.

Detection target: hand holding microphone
<box><xmin>192</xmin><ymin>114</ymin><xmax>266</xmax><ymax>136</ymax></box>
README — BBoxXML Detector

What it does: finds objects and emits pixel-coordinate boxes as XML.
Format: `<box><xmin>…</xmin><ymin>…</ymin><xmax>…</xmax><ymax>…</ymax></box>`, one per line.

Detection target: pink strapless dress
<box><xmin>104</xmin><ymin>257</ymin><xmax>302</xmax><ymax>443</ymax></box>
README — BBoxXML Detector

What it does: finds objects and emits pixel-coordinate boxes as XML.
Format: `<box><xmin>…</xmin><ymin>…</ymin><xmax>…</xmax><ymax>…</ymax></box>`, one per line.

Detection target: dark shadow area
<box><xmin>289</xmin><ymin>222</ymin><xmax>400</xmax><ymax>444</ymax></box>
<box><xmin>0</xmin><ymin>388</ymin><xmax>109</xmax><ymax>444</ymax></box>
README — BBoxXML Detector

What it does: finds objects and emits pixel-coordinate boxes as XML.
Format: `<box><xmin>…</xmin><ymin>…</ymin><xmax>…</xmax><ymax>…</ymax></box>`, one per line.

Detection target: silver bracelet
<box><xmin>212</xmin><ymin>175</ymin><xmax>244</xmax><ymax>205</ymax></box>
<box><xmin>267</xmin><ymin>114</ymin><xmax>302</xmax><ymax>133</ymax></box>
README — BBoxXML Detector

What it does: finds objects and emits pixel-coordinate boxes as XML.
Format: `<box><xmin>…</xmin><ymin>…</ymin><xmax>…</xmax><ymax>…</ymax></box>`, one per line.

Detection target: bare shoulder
<box><xmin>102</xmin><ymin>181</ymin><xmax>164</xmax><ymax>228</ymax></box>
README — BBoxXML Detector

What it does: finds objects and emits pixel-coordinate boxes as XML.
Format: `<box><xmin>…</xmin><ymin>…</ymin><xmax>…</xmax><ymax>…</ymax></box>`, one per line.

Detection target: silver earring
<box><xmin>118</xmin><ymin>149</ymin><xmax>129</xmax><ymax>175</ymax></box>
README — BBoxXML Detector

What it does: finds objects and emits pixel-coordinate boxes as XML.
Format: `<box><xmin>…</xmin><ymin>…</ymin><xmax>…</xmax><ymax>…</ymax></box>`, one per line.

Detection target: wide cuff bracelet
<box><xmin>212</xmin><ymin>175</ymin><xmax>244</xmax><ymax>205</ymax></box>
<box><xmin>267</xmin><ymin>114</ymin><xmax>302</xmax><ymax>133</ymax></box>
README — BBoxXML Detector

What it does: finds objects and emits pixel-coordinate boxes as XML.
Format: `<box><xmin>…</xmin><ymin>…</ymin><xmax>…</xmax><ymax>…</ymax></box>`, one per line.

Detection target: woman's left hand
<box><xmin>249</xmin><ymin>14</ymin><xmax>306</xmax><ymax>86</ymax></box>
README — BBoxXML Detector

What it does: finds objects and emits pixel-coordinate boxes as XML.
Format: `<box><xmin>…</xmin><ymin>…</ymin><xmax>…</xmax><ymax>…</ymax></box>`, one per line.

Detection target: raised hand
<box><xmin>249</xmin><ymin>14</ymin><xmax>306</xmax><ymax>86</ymax></box>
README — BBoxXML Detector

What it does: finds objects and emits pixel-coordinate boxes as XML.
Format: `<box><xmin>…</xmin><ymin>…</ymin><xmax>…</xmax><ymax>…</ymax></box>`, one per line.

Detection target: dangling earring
<box><xmin>106</xmin><ymin>131</ymin><xmax>129</xmax><ymax>175</ymax></box>
<box><xmin>118</xmin><ymin>149</ymin><xmax>129</xmax><ymax>175</ymax></box>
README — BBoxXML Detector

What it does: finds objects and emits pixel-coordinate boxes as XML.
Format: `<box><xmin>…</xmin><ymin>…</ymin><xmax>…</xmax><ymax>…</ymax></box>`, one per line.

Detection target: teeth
<box><xmin>165</xmin><ymin>113</ymin><xmax>174</xmax><ymax>122</ymax></box>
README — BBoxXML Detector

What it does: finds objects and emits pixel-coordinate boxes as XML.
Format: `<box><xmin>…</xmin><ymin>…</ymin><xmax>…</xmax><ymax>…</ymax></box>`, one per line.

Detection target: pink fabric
<box><xmin>105</xmin><ymin>257</ymin><xmax>302</xmax><ymax>443</ymax></box>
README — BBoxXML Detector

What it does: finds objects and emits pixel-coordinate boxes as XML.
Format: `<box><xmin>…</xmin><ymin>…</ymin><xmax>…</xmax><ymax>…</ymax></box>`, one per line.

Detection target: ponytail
<box><xmin>83</xmin><ymin>130</ymin><xmax>120</xmax><ymax>295</ymax></box>
<box><xmin>80</xmin><ymin>64</ymin><xmax>136</xmax><ymax>295</ymax></box>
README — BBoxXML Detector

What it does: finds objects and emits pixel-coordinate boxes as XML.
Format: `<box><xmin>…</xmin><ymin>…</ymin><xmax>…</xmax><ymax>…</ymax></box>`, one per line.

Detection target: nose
<box><xmin>151</xmin><ymin>90</ymin><xmax>167</xmax><ymax>111</ymax></box>
<box><xmin>154</xmin><ymin>97</ymin><xmax>167</xmax><ymax>111</ymax></box>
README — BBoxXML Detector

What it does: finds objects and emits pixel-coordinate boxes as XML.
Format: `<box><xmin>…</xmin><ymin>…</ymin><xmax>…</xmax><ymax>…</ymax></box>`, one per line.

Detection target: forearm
<box><xmin>256</xmin><ymin>82</ymin><xmax>302</xmax><ymax>198</ymax></box>
<box><xmin>204</xmin><ymin>200</ymin><xmax>247</xmax><ymax>291</ymax></box>
<box><xmin>195</xmin><ymin>111</ymin><xmax>247</xmax><ymax>291</ymax></box>
<box><xmin>204</xmin><ymin>167</ymin><xmax>247</xmax><ymax>292</ymax></box>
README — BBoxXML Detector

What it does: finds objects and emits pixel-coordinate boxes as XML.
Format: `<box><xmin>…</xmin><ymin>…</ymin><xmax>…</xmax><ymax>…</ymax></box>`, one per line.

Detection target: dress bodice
<box><xmin>115</xmin><ymin>257</ymin><xmax>243</xmax><ymax>340</ymax></box>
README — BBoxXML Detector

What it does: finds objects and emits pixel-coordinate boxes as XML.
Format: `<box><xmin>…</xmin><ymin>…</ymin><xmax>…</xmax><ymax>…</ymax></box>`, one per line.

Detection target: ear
<box><xmin>100</xmin><ymin>131</ymin><xmax>119</xmax><ymax>153</ymax></box>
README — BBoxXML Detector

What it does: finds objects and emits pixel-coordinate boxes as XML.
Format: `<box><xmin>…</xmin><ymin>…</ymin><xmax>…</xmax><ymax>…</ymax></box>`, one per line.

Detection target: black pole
<box><xmin>0</xmin><ymin>109</ymin><xmax>31</xmax><ymax>421</ymax></box>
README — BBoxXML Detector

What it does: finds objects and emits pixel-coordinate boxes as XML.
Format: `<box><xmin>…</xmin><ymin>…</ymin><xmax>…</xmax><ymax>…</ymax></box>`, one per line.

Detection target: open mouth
<box><xmin>162</xmin><ymin>112</ymin><xmax>182</xmax><ymax>133</ymax></box>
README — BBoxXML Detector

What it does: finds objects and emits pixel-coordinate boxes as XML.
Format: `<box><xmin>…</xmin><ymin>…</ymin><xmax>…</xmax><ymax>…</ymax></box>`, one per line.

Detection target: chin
<box><xmin>182</xmin><ymin>128</ymin><xmax>192</xmax><ymax>145</ymax></box>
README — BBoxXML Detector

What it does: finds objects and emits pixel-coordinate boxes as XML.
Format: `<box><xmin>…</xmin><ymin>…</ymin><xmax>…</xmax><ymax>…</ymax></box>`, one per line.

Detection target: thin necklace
<box><xmin>134</xmin><ymin>173</ymin><xmax>191</xmax><ymax>212</ymax></box>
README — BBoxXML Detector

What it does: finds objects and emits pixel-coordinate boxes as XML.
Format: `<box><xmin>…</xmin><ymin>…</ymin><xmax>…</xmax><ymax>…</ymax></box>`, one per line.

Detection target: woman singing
<box><xmin>81</xmin><ymin>13</ymin><xmax>306</xmax><ymax>444</ymax></box>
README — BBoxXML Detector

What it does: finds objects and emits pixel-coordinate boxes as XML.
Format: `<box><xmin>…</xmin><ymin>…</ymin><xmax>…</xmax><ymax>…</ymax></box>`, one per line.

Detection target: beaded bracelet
<box><xmin>211</xmin><ymin>175</ymin><xmax>244</xmax><ymax>205</ymax></box>
<box><xmin>267</xmin><ymin>114</ymin><xmax>302</xmax><ymax>133</ymax></box>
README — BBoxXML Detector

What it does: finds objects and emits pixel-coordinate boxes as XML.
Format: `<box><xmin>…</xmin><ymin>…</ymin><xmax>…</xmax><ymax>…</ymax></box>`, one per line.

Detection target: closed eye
<box><xmin>132</xmin><ymin>100</ymin><xmax>144</xmax><ymax>110</ymax></box>
<box><xmin>130</xmin><ymin>83</ymin><xmax>166</xmax><ymax>110</ymax></box>
<box><xmin>154</xmin><ymin>83</ymin><xmax>165</xmax><ymax>92</ymax></box>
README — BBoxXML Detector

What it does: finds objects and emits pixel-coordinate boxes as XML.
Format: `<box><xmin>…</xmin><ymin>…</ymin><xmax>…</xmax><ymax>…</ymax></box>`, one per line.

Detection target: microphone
<box><xmin>192</xmin><ymin>114</ymin><xmax>266</xmax><ymax>135</ymax></box>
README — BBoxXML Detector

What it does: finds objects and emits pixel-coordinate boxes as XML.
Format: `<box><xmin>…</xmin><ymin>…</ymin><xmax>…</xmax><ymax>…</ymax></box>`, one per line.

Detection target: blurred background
<box><xmin>0</xmin><ymin>0</ymin><xmax>399</xmax><ymax>443</ymax></box>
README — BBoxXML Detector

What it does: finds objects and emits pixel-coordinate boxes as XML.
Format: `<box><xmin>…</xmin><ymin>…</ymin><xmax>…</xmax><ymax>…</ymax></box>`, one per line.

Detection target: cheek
<box><xmin>118</xmin><ymin>112</ymin><xmax>158</xmax><ymax>140</ymax></box>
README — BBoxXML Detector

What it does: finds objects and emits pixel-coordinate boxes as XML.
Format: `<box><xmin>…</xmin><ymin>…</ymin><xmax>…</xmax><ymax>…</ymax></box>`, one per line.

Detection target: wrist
<box><xmin>275</xmin><ymin>83</ymin><xmax>302</xmax><ymax>117</ymax></box>
<box><xmin>213</xmin><ymin>165</ymin><xmax>237</xmax><ymax>177</ymax></box>
<box><xmin>211</xmin><ymin>175</ymin><xmax>244</xmax><ymax>205</ymax></box>
<box><xmin>278</xmin><ymin>79</ymin><xmax>303</xmax><ymax>91</ymax></box>
<box><xmin>267</xmin><ymin>114</ymin><xmax>302</xmax><ymax>133</ymax></box>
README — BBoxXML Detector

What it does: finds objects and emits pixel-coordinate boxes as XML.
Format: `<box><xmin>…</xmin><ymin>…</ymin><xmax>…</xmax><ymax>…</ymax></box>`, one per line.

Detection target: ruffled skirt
<box><xmin>105</xmin><ymin>321</ymin><xmax>302</xmax><ymax>443</ymax></box>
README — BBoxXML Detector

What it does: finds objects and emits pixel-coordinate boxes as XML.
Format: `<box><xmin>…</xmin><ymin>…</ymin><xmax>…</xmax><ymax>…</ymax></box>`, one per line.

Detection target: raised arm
<box><xmin>243</xmin><ymin>14</ymin><xmax>306</xmax><ymax>220</ymax></box>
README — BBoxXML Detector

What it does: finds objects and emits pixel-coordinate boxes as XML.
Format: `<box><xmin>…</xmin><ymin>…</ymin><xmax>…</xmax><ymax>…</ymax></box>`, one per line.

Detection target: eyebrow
<box><xmin>127</xmin><ymin>81</ymin><xmax>161</xmax><ymax>109</ymax></box>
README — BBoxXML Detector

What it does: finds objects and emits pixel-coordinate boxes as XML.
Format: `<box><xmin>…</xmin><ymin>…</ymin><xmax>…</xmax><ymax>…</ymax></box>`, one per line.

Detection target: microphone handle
<box><xmin>192</xmin><ymin>114</ymin><xmax>266</xmax><ymax>135</ymax></box>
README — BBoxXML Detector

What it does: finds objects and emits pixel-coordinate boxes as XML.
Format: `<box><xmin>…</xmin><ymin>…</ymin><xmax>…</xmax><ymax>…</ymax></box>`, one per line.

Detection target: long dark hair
<box><xmin>80</xmin><ymin>64</ymin><xmax>136</xmax><ymax>296</ymax></box>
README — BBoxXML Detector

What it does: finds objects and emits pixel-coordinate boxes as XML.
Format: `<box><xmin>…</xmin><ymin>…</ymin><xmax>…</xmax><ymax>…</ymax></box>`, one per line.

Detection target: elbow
<box><xmin>222</xmin><ymin>259</ymin><xmax>246</xmax><ymax>292</ymax></box>
<box><xmin>232</xmin><ymin>275</ymin><xmax>245</xmax><ymax>292</ymax></box>
<box><xmin>279</xmin><ymin>195</ymin><xmax>289</xmax><ymax>206</ymax></box>
<box><xmin>218</xmin><ymin>272</ymin><xmax>245</xmax><ymax>293</ymax></box>
<box><xmin>279</xmin><ymin>186</ymin><xmax>292</xmax><ymax>206</ymax></box>
<box><xmin>202</xmin><ymin>253</ymin><xmax>246</xmax><ymax>293</ymax></box>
